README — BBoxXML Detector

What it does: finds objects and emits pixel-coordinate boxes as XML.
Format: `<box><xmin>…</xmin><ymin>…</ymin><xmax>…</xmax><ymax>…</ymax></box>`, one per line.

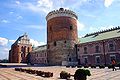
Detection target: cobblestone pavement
<box><xmin>0</xmin><ymin>66</ymin><xmax>120</xmax><ymax>80</ymax></box>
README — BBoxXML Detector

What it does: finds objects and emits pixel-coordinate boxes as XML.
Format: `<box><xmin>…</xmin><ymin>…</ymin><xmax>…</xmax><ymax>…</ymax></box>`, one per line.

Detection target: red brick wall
<box><xmin>77</xmin><ymin>37</ymin><xmax>120</xmax><ymax>65</ymax></box>
<box><xmin>9</xmin><ymin>44</ymin><xmax>32</xmax><ymax>63</ymax></box>
<box><xmin>47</xmin><ymin>16</ymin><xmax>78</xmax><ymax>43</ymax></box>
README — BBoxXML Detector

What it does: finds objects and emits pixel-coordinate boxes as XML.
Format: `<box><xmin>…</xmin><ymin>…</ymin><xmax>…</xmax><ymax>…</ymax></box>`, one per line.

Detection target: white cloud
<box><xmin>104</xmin><ymin>0</ymin><xmax>114</xmax><ymax>7</ymax></box>
<box><xmin>26</xmin><ymin>25</ymin><xmax>45</xmax><ymax>30</ymax></box>
<box><xmin>30</xmin><ymin>39</ymin><xmax>46</xmax><ymax>47</ymax></box>
<box><xmin>84</xmin><ymin>14</ymin><xmax>97</xmax><ymax>18</ymax></box>
<box><xmin>0</xmin><ymin>47</ymin><xmax>9</xmax><ymax>59</ymax></box>
<box><xmin>100</xmin><ymin>25</ymin><xmax>114</xmax><ymax>30</ymax></box>
<box><xmin>1</xmin><ymin>19</ymin><xmax>10</xmax><ymax>23</ymax></box>
<box><xmin>17</xmin><ymin>15</ymin><xmax>23</xmax><ymax>19</ymax></box>
<box><xmin>9</xmin><ymin>40</ymin><xmax>15</xmax><ymax>44</ymax></box>
<box><xmin>18</xmin><ymin>0</ymin><xmax>53</xmax><ymax>14</ymax></box>
<box><xmin>89</xmin><ymin>25</ymin><xmax>115</xmax><ymax>32</ymax></box>
<box><xmin>9</xmin><ymin>11</ymin><xmax>14</xmax><ymax>14</ymax></box>
<box><xmin>0</xmin><ymin>37</ymin><xmax>8</xmax><ymax>46</ymax></box>
<box><xmin>3</xmin><ymin>48</ymin><xmax>9</xmax><ymax>52</ymax></box>
<box><xmin>77</xmin><ymin>20</ymin><xmax>85</xmax><ymax>31</ymax></box>
<box><xmin>15</xmin><ymin>1</ymin><xmax>20</xmax><ymax>5</ymax></box>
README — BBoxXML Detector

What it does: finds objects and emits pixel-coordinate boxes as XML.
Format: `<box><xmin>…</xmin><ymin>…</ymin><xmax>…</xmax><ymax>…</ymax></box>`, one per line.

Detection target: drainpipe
<box><xmin>103</xmin><ymin>40</ymin><xmax>106</xmax><ymax>66</ymax></box>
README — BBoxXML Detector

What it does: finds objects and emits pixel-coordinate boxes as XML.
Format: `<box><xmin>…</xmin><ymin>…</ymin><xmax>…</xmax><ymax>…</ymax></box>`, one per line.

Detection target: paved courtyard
<box><xmin>0</xmin><ymin>66</ymin><xmax>120</xmax><ymax>80</ymax></box>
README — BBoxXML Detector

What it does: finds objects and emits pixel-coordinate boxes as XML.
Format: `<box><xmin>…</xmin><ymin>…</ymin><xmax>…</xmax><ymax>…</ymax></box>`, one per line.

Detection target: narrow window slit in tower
<box><xmin>54</xmin><ymin>41</ymin><xmax>57</xmax><ymax>46</ymax></box>
<box><xmin>70</xmin><ymin>25</ymin><xmax>73</xmax><ymax>30</ymax></box>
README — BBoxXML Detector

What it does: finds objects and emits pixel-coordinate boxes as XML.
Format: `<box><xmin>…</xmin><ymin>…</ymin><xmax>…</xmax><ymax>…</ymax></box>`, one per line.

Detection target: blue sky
<box><xmin>0</xmin><ymin>0</ymin><xmax>120</xmax><ymax>59</ymax></box>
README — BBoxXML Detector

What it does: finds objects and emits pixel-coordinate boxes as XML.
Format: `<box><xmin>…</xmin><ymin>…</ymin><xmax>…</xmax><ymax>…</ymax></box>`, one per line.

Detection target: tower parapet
<box><xmin>46</xmin><ymin>8</ymin><xmax>78</xmax><ymax>21</ymax></box>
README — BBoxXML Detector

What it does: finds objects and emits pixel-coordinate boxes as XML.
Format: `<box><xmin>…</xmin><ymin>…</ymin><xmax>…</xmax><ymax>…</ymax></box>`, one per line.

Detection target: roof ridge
<box><xmin>84</xmin><ymin>26</ymin><xmax>120</xmax><ymax>37</ymax></box>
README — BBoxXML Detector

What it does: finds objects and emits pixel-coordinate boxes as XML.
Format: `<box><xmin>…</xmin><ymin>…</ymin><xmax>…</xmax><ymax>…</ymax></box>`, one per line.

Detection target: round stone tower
<box><xmin>46</xmin><ymin>8</ymin><xmax>78</xmax><ymax>65</ymax></box>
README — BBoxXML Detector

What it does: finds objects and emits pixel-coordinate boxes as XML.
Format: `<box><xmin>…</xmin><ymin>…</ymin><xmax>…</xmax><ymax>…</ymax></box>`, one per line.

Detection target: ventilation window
<box><xmin>47</xmin><ymin>44</ymin><xmax>50</xmax><ymax>49</ymax></box>
<box><xmin>54</xmin><ymin>41</ymin><xmax>57</xmax><ymax>46</ymax></box>
<box><xmin>70</xmin><ymin>25</ymin><xmax>73</xmax><ymax>30</ymax></box>
<box><xmin>64</xmin><ymin>41</ymin><xmax>66</xmax><ymax>43</ymax></box>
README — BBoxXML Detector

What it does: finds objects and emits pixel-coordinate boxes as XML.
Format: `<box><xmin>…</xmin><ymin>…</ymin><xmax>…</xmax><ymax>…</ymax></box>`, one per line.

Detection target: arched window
<box><xmin>84</xmin><ymin>47</ymin><xmax>87</xmax><ymax>54</ymax></box>
<box><xmin>27</xmin><ymin>47</ymin><xmax>30</xmax><ymax>52</ymax></box>
<box><xmin>95</xmin><ymin>46</ymin><xmax>100</xmax><ymax>53</ymax></box>
<box><xmin>109</xmin><ymin>43</ymin><xmax>114</xmax><ymax>51</ymax></box>
<box><xmin>108</xmin><ymin>41</ymin><xmax>115</xmax><ymax>51</ymax></box>
<box><xmin>24</xmin><ymin>46</ymin><xmax>26</xmax><ymax>52</ymax></box>
<box><xmin>21</xmin><ymin>46</ymin><xmax>24</xmax><ymax>52</ymax></box>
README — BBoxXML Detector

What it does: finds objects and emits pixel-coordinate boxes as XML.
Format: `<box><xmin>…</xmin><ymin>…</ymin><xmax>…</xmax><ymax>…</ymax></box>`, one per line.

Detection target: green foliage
<box><xmin>60</xmin><ymin>71</ymin><xmax>70</xmax><ymax>79</ymax></box>
<box><xmin>0</xmin><ymin>59</ymin><xmax>8</xmax><ymax>63</ymax></box>
<box><xmin>74</xmin><ymin>69</ymin><xmax>91</xmax><ymax>80</ymax></box>
<box><xmin>116</xmin><ymin>62</ymin><xmax>120</xmax><ymax>67</ymax></box>
<box><xmin>99</xmin><ymin>65</ymin><xmax>105</xmax><ymax>69</ymax></box>
<box><xmin>75</xmin><ymin>69</ymin><xmax>91</xmax><ymax>76</ymax></box>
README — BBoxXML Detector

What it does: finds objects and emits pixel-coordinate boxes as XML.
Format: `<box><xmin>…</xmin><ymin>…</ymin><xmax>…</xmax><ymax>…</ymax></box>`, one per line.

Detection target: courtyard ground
<box><xmin>0</xmin><ymin>66</ymin><xmax>120</xmax><ymax>80</ymax></box>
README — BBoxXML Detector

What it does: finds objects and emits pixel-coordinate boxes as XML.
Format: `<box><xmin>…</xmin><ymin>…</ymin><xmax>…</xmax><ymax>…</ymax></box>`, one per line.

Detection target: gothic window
<box><xmin>21</xmin><ymin>46</ymin><xmax>24</xmax><ymax>52</ymax></box>
<box><xmin>27</xmin><ymin>47</ymin><xmax>30</xmax><ymax>52</ymax></box>
<box><xmin>54</xmin><ymin>41</ymin><xmax>57</xmax><ymax>46</ymax></box>
<box><xmin>24</xmin><ymin>46</ymin><xmax>26</xmax><ymax>52</ymax></box>
<box><xmin>84</xmin><ymin>47</ymin><xmax>87</xmax><ymax>54</ymax></box>
<box><xmin>95</xmin><ymin>46</ymin><xmax>100</xmax><ymax>53</ymax></box>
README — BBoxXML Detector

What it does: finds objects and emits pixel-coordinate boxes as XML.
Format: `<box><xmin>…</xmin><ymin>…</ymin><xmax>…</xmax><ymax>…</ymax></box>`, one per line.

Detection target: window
<box><xmin>84</xmin><ymin>47</ymin><xmax>87</xmax><ymax>54</ymax></box>
<box><xmin>109</xmin><ymin>43</ymin><xmax>114</xmax><ymax>51</ymax></box>
<box><xmin>64</xmin><ymin>40</ymin><xmax>66</xmax><ymax>43</ymax></box>
<box><xmin>70</xmin><ymin>25</ymin><xmax>73</xmax><ymax>30</ymax></box>
<box><xmin>110</xmin><ymin>55</ymin><xmax>116</xmax><ymax>61</ymax></box>
<box><xmin>49</xmin><ymin>27</ymin><xmax>52</xmax><ymax>31</ymax></box>
<box><xmin>108</xmin><ymin>41</ymin><xmax>115</xmax><ymax>51</ymax></box>
<box><xmin>27</xmin><ymin>47</ymin><xmax>29</xmax><ymax>52</ymax></box>
<box><xmin>24</xmin><ymin>46</ymin><xmax>26</xmax><ymax>51</ymax></box>
<box><xmin>95</xmin><ymin>46</ymin><xmax>100</xmax><ymax>53</ymax></box>
<box><xmin>84</xmin><ymin>57</ymin><xmax>88</xmax><ymax>64</ymax></box>
<box><xmin>47</xmin><ymin>44</ymin><xmax>50</xmax><ymax>49</ymax></box>
<box><xmin>69</xmin><ymin>58</ymin><xmax>71</xmax><ymax>62</ymax></box>
<box><xmin>44</xmin><ymin>53</ymin><xmax>46</xmax><ymax>57</ymax></box>
<box><xmin>96</xmin><ymin>56</ymin><xmax>100</xmax><ymax>64</ymax></box>
<box><xmin>21</xmin><ymin>46</ymin><xmax>24</xmax><ymax>52</ymax></box>
<box><xmin>54</xmin><ymin>41</ymin><xmax>57</xmax><ymax>46</ymax></box>
<box><xmin>45</xmin><ymin>60</ymin><xmax>47</xmax><ymax>63</ymax></box>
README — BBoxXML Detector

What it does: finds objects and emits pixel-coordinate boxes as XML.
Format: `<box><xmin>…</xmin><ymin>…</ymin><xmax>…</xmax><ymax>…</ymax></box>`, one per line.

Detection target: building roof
<box><xmin>79</xmin><ymin>26</ymin><xmax>120</xmax><ymax>43</ymax></box>
<box><xmin>32</xmin><ymin>45</ymin><xmax>47</xmax><ymax>52</ymax></box>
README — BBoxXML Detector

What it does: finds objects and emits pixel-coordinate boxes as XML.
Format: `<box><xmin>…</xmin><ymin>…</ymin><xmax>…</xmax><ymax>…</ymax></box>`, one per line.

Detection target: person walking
<box><xmin>112</xmin><ymin>59</ymin><xmax>116</xmax><ymax>71</ymax></box>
